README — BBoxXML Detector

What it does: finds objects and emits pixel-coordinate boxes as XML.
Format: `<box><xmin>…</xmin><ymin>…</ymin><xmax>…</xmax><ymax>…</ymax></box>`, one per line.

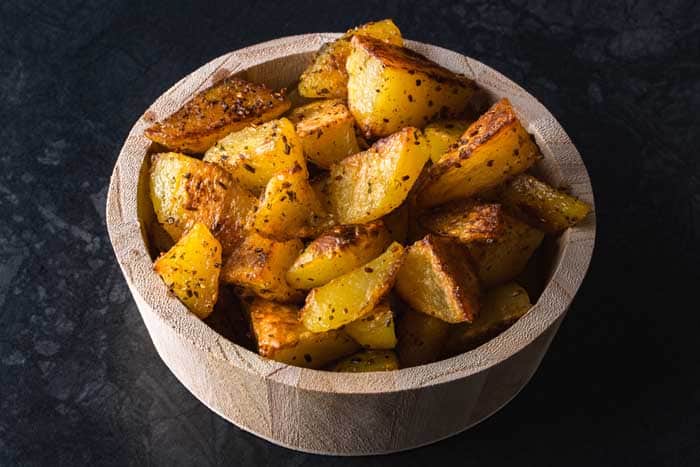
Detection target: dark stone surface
<box><xmin>1</xmin><ymin>0</ymin><xmax>698</xmax><ymax>465</ymax></box>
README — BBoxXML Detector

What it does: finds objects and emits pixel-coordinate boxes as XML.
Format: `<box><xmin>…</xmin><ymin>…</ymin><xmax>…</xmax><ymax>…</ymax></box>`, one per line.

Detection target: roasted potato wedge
<box><xmin>250</xmin><ymin>168</ymin><xmax>327</xmax><ymax>240</ymax></box>
<box><xmin>298</xmin><ymin>19</ymin><xmax>403</xmax><ymax>99</ymax></box>
<box><xmin>149</xmin><ymin>152</ymin><xmax>257</xmax><ymax>254</ymax></box>
<box><xmin>395</xmin><ymin>234</ymin><xmax>480</xmax><ymax>323</ymax></box>
<box><xmin>494</xmin><ymin>174</ymin><xmax>592</xmax><ymax>233</ymax></box>
<box><xmin>145</xmin><ymin>77</ymin><xmax>290</xmax><ymax>154</ymax></box>
<box><xmin>344</xmin><ymin>300</ymin><xmax>397</xmax><ymax>349</ymax></box>
<box><xmin>203</xmin><ymin>118</ymin><xmax>307</xmax><ymax>192</ymax></box>
<box><xmin>154</xmin><ymin>223</ymin><xmax>221</xmax><ymax>319</ymax></box>
<box><xmin>443</xmin><ymin>283</ymin><xmax>531</xmax><ymax>357</ymax></box>
<box><xmin>396</xmin><ymin>307</ymin><xmax>450</xmax><ymax>367</ymax></box>
<box><xmin>424</xmin><ymin>119</ymin><xmax>473</xmax><ymax>163</ymax></box>
<box><xmin>286</xmin><ymin>221</ymin><xmax>391</xmax><ymax>289</ymax></box>
<box><xmin>222</xmin><ymin>233</ymin><xmax>304</xmax><ymax>302</ymax></box>
<box><xmin>249</xmin><ymin>299</ymin><xmax>359</xmax><ymax>368</ymax></box>
<box><xmin>382</xmin><ymin>202</ymin><xmax>409</xmax><ymax>243</ymax></box>
<box><xmin>300</xmin><ymin>242</ymin><xmax>404</xmax><ymax>332</ymax></box>
<box><xmin>329</xmin><ymin>127</ymin><xmax>430</xmax><ymax>224</ymax></box>
<box><xmin>466</xmin><ymin>212</ymin><xmax>544</xmax><ymax>287</ymax></box>
<box><xmin>331</xmin><ymin>350</ymin><xmax>399</xmax><ymax>372</ymax></box>
<box><xmin>288</xmin><ymin>99</ymin><xmax>361</xmax><ymax>169</ymax></box>
<box><xmin>419</xmin><ymin>199</ymin><xmax>505</xmax><ymax>243</ymax></box>
<box><xmin>417</xmin><ymin>99</ymin><xmax>540</xmax><ymax>208</ymax></box>
<box><xmin>346</xmin><ymin>36</ymin><xmax>477</xmax><ymax>138</ymax></box>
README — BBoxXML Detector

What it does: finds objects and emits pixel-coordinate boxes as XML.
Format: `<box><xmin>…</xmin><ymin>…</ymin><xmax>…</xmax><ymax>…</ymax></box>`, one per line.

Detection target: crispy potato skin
<box><xmin>419</xmin><ymin>199</ymin><xmax>505</xmax><ymax>243</ymax></box>
<box><xmin>286</xmin><ymin>221</ymin><xmax>392</xmax><ymax>289</ymax></box>
<box><xmin>417</xmin><ymin>99</ymin><xmax>540</xmax><ymax>208</ymax></box>
<box><xmin>443</xmin><ymin>283</ymin><xmax>531</xmax><ymax>357</ymax></box>
<box><xmin>466</xmin><ymin>212</ymin><xmax>544</xmax><ymax>287</ymax></box>
<box><xmin>330</xmin><ymin>350</ymin><xmax>399</xmax><ymax>372</ymax></box>
<box><xmin>396</xmin><ymin>307</ymin><xmax>450</xmax><ymax>367</ymax></box>
<box><xmin>249</xmin><ymin>299</ymin><xmax>359</xmax><ymax>369</ymax></box>
<box><xmin>382</xmin><ymin>202</ymin><xmax>409</xmax><ymax>243</ymax></box>
<box><xmin>288</xmin><ymin>100</ymin><xmax>360</xmax><ymax>169</ymax></box>
<box><xmin>154</xmin><ymin>223</ymin><xmax>221</xmax><ymax>319</ymax></box>
<box><xmin>298</xmin><ymin>19</ymin><xmax>403</xmax><ymax>99</ymax></box>
<box><xmin>395</xmin><ymin>234</ymin><xmax>481</xmax><ymax>323</ymax></box>
<box><xmin>203</xmin><ymin>118</ymin><xmax>307</xmax><ymax>193</ymax></box>
<box><xmin>250</xmin><ymin>168</ymin><xmax>328</xmax><ymax>240</ymax></box>
<box><xmin>145</xmin><ymin>77</ymin><xmax>290</xmax><ymax>154</ymax></box>
<box><xmin>344</xmin><ymin>300</ymin><xmax>397</xmax><ymax>349</ymax></box>
<box><xmin>424</xmin><ymin>119</ymin><xmax>473</xmax><ymax>163</ymax></box>
<box><xmin>495</xmin><ymin>174</ymin><xmax>592</xmax><ymax>233</ymax></box>
<box><xmin>300</xmin><ymin>242</ymin><xmax>405</xmax><ymax>333</ymax></box>
<box><xmin>149</xmin><ymin>152</ymin><xmax>257</xmax><ymax>254</ymax></box>
<box><xmin>347</xmin><ymin>36</ymin><xmax>477</xmax><ymax>138</ymax></box>
<box><xmin>329</xmin><ymin>127</ymin><xmax>430</xmax><ymax>224</ymax></box>
<box><xmin>221</xmin><ymin>233</ymin><xmax>304</xmax><ymax>303</ymax></box>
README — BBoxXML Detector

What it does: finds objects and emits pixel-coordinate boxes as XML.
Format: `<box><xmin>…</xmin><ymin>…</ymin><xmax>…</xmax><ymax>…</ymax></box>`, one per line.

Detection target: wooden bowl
<box><xmin>106</xmin><ymin>34</ymin><xmax>595</xmax><ymax>455</ymax></box>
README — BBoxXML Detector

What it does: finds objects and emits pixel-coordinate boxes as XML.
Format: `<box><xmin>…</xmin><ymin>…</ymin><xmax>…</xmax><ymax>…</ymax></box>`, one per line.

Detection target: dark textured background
<box><xmin>1</xmin><ymin>0</ymin><xmax>699</xmax><ymax>465</ymax></box>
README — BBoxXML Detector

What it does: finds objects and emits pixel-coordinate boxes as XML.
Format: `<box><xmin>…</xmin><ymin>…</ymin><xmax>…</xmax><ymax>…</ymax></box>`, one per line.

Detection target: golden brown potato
<box><xmin>395</xmin><ymin>235</ymin><xmax>480</xmax><ymax>323</ymax></box>
<box><xmin>149</xmin><ymin>152</ymin><xmax>257</xmax><ymax>254</ymax></box>
<box><xmin>300</xmin><ymin>242</ymin><xmax>405</xmax><ymax>332</ymax></box>
<box><xmin>288</xmin><ymin>100</ymin><xmax>360</xmax><ymax>169</ymax></box>
<box><xmin>344</xmin><ymin>300</ymin><xmax>397</xmax><ymax>349</ymax></box>
<box><xmin>330</xmin><ymin>350</ymin><xmax>399</xmax><ymax>372</ymax></box>
<box><xmin>250</xmin><ymin>168</ymin><xmax>327</xmax><ymax>240</ymax></box>
<box><xmin>203</xmin><ymin>118</ymin><xmax>307</xmax><ymax>192</ymax></box>
<box><xmin>443</xmin><ymin>283</ymin><xmax>531</xmax><ymax>357</ymax></box>
<box><xmin>466</xmin><ymin>213</ymin><xmax>544</xmax><ymax>287</ymax></box>
<box><xmin>144</xmin><ymin>77</ymin><xmax>290</xmax><ymax>154</ymax></box>
<box><xmin>493</xmin><ymin>174</ymin><xmax>592</xmax><ymax>233</ymax></box>
<box><xmin>382</xmin><ymin>202</ymin><xmax>409</xmax><ymax>243</ymax></box>
<box><xmin>298</xmin><ymin>19</ymin><xmax>403</xmax><ymax>99</ymax></box>
<box><xmin>424</xmin><ymin>119</ymin><xmax>472</xmax><ymax>163</ymax></box>
<box><xmin>417</xmin><ymin>99</ymin><xmax>540</xmax><ymax>208</ymax></box>
<box><xmin>328</xmin><ymin>127</ymin><xmax>430</xmax><ymax>224</ymax></box>
<box><xmin>419</xmin><ymin>199</ymin><xmax>505</xmax><ymax>243</ymax></box>
<box><xmin>153</xmin><ymin>223</ymin><xmax>221</xmax><ymax>319</ymax></box>
<box><xmin>346</xmin><ymin>36</ymin><xmax>477</xmax><ymax>138</ymax></box>
<box><xmin>286</xmin><ymin>221</ymin><xmax>391</xmax><ymax>289</ymax></box>
<box><xmin>396</xmin><ymin>307</ymin><xmax>450</xmax><ymax>367</ymax></box>
<box><xmin>249</xmin><ymin>299</ymin><xmax>359</xmax><ymax>369</ymax></box>
<box><xmin>221</xmin><ymin>233</ymin><xmax>304</xmax><ymax>302</ymax></box>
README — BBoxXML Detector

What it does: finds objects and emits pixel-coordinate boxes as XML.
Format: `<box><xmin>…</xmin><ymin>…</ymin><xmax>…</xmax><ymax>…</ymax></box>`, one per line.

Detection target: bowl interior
<box><xmin>112</xmin><ymin>35</ymin><xmax>595</xmax><ymax>393</ymax></box>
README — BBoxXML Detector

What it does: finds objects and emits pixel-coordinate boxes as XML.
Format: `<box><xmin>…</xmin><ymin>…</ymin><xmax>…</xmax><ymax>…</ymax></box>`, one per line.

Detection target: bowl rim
<box><xmin>107</xmin><ymin>33</ymin><xmax>596</xmax><ymax>395</ymax></box>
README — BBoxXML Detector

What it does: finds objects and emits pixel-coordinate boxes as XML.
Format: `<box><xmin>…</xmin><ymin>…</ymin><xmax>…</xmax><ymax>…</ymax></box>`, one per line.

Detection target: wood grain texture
<box><xmin>106</xmin><ymin>34</ymin><xmax>595</xmax><ymax>455</ymax></box>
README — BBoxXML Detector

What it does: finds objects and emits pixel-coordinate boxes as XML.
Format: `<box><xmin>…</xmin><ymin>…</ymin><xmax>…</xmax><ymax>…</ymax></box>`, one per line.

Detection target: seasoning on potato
<box><xmin>145</xmin><ymin>19</ymin><xmax>592</xmax><ymax>372</ymax></box>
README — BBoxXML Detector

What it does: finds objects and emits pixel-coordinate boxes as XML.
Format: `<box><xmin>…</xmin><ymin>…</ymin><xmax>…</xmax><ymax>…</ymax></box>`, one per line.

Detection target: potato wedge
<box><xmin>424</xmin><ymin>119</ymin><xmax>472</xmax><ymax>163</ymax></box>
<box><xmin>382</xmin><ymin>202</ymin><xmax>409</xmax><ymax>243</ymax></box>
<box><xmin>145</xmin><ymin>77</ymin><xmax>290</xmax><ymax>154</ymax></box>
<box><xmin>250</xmin><ymin>168</ymin><xmax>327</xmax><ymax>240</ymax></box>
<box><xmin>443</xmin><ymin>283</ymin><xmax>531</xmax><ymax>357</ymax></box>
<box><xmin>396</xmin><ymin>307</ymin><xmax>450</xmax><ymax>367</ymax></box>
<box><xmin>419</xmin><ymin>199</ymin><xmax>505</xmax><ymax>243</ymax></box>
<box><xmin>149</xmin><ymin>152</ymin><xmax>257</xmax><ymax>254</ymax></box>
<box><xmin>395</xmin><ymin>234</ymin><xmax>480</xmax><ymax>323</ymax></box>
<box><xmin>344</xmin><ymin>300</ymin><xmax>397</xmax><ymax>349</ymax></box>
<box><xmin>249</xmin><ymin>299</ymin><xmax>359</xmax><ymax>369</ymax></box>
<box><xmin>298</xmin><ymin>19</ymin><xmax>403</xmax><ymax>99</ymax></box>
<box><xmin>222</xmin><ymin>233</ymin><xmax>304</xmax><ymax>302</ymax></box>
<box><xmin>203</xmin><ymin>118</ymin><xmax>307</xmax><ymax>192</ymax></box>
<box><xmin>331</xmin><ymin>350</ymin><xmax>399</xmax><ymax>372</ymax></box>
<box><xmin>417</xmin><ymin>99</ymin><xmax>540</xmax><ymax>208</ymax></box>
<box><xmin>154</xmin><ymin>223</ymin><xmax>221</xmax><ymax>319</ymax></box>
<box><xmin>329</xmin><ymin>127</ymin><xmax>430</xmax><ymax>224</ymax></box>
<box><xmin>300</xmin><ymin>242</ymin><xmax>405</xmax><ymax>332</ymax></box>
<box><xmin>286</xmin><ymin>221</ymin><xmax>391</xmax><ymax>289</ymax></box>
<box><xmin>288</xmin><ymin>99</ymin><xmax>360</xmax><ymax>169</ymax></box>
<box><xmin>494</xmin><ymin>174</ymin><xmax>592</xmax><ymax>233</ymax></box>
<box><xmin>346</xmin><ymin>36</ymin><xmax>477</xmax><ymax>138</ymax></box>
<box><xmin>466</xmin><ymin>212</ymin><xmax>544</xmax><ymax>287</ymax></box>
